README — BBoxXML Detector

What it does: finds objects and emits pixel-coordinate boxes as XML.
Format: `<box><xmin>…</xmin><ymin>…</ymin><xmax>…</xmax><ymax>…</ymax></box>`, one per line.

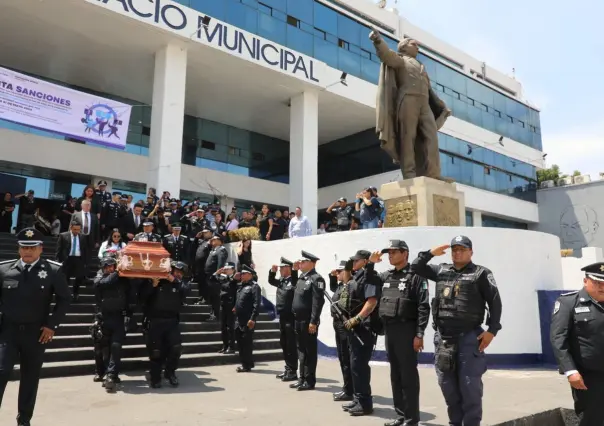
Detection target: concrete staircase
<box><xmin>0</xmin><ymin>233</ymin><xmax>282</xmax><ymax>379</ymax></box>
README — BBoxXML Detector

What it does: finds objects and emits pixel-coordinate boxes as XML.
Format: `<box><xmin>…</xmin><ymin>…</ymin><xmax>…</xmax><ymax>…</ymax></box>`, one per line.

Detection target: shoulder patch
<box><xmin>316</xmin><ymin>278</ymin><xmax>325</xmax><ymax>290</ymax></box>
<box><xmin>553</xmin><ymin>300</ymin><xmax>561</xmax><ymax>315</ymax></box>
<box><xmin>486</xmin><ymin>273</ymin><xmax>497</xmax><ymax>287</ymax></box>
<box><xmin>422</xmin><ymin>280</ymin><xmax>429</xmax><ymax>290</ymax></box>
<box><xmin>561</xmin><ymin>291</ymin><xmax>579</xmax><ymax>296</ymax></box>
<box><xmin>0</xmin><ymin>259</ymin><xmax>15</xmax><ymax>265</ymax></box>
<box><xmin>46</xmin><ymin>260</ymin><xmax>63</xmax><ymax>267</ymax></box>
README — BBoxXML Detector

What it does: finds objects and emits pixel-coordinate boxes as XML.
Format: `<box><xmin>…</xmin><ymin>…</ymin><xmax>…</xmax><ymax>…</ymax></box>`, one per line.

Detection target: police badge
<box><xmin>553</xmin><ymin>300</ymin><xmax>560</xmax><ymax>315</ymax></box>
<box><xmin>443</xmin><ymin>287</ymin><xmax>451</xmax><ymax>297</ymax></box>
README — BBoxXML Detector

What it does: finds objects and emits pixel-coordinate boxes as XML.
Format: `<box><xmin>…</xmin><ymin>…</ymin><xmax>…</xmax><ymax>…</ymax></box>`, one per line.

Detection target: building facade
<box><xmin>0</xmin><ymin>0</ymin><xmax>543</xmax><ymax>231</ymax></box>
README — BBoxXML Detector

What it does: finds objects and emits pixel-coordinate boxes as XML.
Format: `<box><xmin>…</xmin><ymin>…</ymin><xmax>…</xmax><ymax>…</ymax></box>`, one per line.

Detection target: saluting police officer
<box><xmin>234</xmin><ymin>264</ymin><xmax>262</xmax><ymax>373</ymax></box>
<box><xmin>162</xmin><ymin>222</ymin><xmax>188</xmax><ymax>263</ymax></box>
<box><xmin>101</xmin><ymin>192</ymin><xmax>125</xmax><ymax>240</ymax></box>
<box><xmin>340</xmin><ymin>250</ymin><xmax>382</xmax><ymax>417</ymax></box>
<box><xmin>412</xmin><ymin>235</ymin><xmax>502</xmax><ymax>426</ymax></box>
<box><xmin>205</xmin><ymin>234</ymin><xmax>229</xmax><ymax>321</ymax></box>
<box><xmin>376</xmin><ymin>240</ymin><xmax>430</xmax><ymax>426</ymax></box>
<box><xmin>551</xmin><ymin>262</ymin><xmax>604</xmax><ymax>426</ymax></box>
<box><xmin>93</xmin><ymin>256</ymin><xmax>133</xmax><ymax>392</ymax></box>
<box><xmin>140</xmin><ymin>262</ymin><xmax>190</xmax><ymax>388</ymax></box>
<box><xmin>215</xmin><ymin>262</ymin><xmax>238</xmax><ymax>354</ymax></box>
<box><xmin>134</xmin><ymin>220</ymin><xmax>162</xmax><ymax>242</ymax></box>
<box><xmin>291</xmin><ymin>251</ymin><xmax>326</xmax><ymax>391</ymax></box>
<box><xmin>0</xmin><ymin>228</ymin><xmax>71</xmax><ymax>426</ymax></box>
<box><xmin>268</xmin><ymin>257</ymin><xmax>299</xmax><ymax>382</ymax></box>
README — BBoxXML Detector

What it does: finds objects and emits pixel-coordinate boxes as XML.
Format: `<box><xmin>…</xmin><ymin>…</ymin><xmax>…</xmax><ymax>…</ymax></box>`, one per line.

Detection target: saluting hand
<box><xmin>271</xmin><ymin>265</ymin><xmax>278</xmax><ymax>273</ymax></box>
<box><xmin>308</xmin><ymin>324</ymin><xmax>317</xmax><ymax>334</ymax></box>
<box><xmin>369</xmin><ymin>251</ymin><xmax>383</xmax><ymax>263</ymax></box>
<box><xmin>430</xmin><ymin>244</ymin><xmax>450</xmax><ymax>256</ymax></box>
<box><xmin>568</xmin><ymin>372</ymin><xmax>588</xmax><ymax>390</ymax></box>
<box><xmin>39</xmin><ymin>327</ymin><xmax>54</xmax><ymax>344</ymax></box>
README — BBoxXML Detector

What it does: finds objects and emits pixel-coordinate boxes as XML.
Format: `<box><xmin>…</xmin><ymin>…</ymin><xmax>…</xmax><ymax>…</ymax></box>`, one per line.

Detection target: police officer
<box><xmin>330</xmin><ymin>259</ymin><xmax>354</xmax><ymax>402</ymax></box>
<box><xmin>134</xmin><ymin>221</ymin><xmax>162</xmax><ymax>242</ymax></box>
<box><xmin>95</xmin><ymin>180</ymin><xmax>112</xmax><ymax>211</ymax></box>
<box><xmin>162</xmin><ymin>222</ymin><xmax>188</xmax><ymax>263</ymax></box>
<box><xmin>0</xmin><ymin>228</ymin><xmax>71</xmax><ymax>426</ymax></box>
<box><xmin>326</xmin><ymin>197</ymin><xmax>353</xmax><ymax>231</ymax></box>
<box><xmin>140</xmin><ymin>261</ymin><xmax>190</xmax><ymax>388</ymax></box>
<box><xmin>205</xmin><ymin>234</ymin><xmax>228</xmax><ymax>321</ymax></box>
<box><xmin>193</xmin><ymin>228</ymin><xmax>213</xmax><ymax>305</ymax></box>
<box><xmin>93</xmin><ymin>256</ymin><xmax>132</xmax><ymax>392</ymax></box>
<box><xmin>412</xmin><ymin>235</ymin><xmax>502</xmax><ymax>426</ymax></box>
<box><xmin>268</xmin><ymin>257</ymin><xmax>299</xmax><ymax>381</ymax></box>
<box><xmin>101</xmin><ymin>192</ymin><xmax>126</xmax><ymax>240</ymax></box>
<box><xmin>376</xmin><ymin>240</ymin><xmax>430</xmax><ymax>426</ymax></box>
<box><xmin>340</xmin><ymin>249</ymin><xmax>382</xmax><ymax>416</ymax></box>
<box><xmin>216</xmin><ymin>262</ymin><xmax>238</xmax><ymax>354</ymax></box>
<box><xmin>234</xmin><ymin>265</ymin><xmax>261</xmax><ymax>372</ymax></box>
<box><xmin>550</xmin><ymin>262</ymin><xmax>604</xmax><ymax>426</ymax></box>
<box><xmin>291</xmin><ymin>251</ymin><xmax>326</xmax><ymax>391</ymax></box>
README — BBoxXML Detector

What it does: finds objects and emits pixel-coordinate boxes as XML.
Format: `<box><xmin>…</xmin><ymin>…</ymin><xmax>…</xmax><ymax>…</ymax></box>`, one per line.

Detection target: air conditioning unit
<box><xmin>573</xmin><ymin>174</ymin><xmax>591</xmax><ymax>184</ymax></box>
<box><xmin>558</xmin><ymin>177</ymin><xmax>573</xmax><ymax>186</ymax></box>
<box><xmin>540</xmin><ymin>180</ymin><xmax>555</xmax><ymax>189</ymax></box>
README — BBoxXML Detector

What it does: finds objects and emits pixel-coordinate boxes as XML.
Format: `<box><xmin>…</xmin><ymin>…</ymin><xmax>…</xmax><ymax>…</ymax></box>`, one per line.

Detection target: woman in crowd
<box><xmin>76</xmin><ymin>185</ymin><xmax>101</xmax><ymax>216</ymax></box>
<box><xmin>236</xmin><ymin>238</ymin><xmax>254</xmax><ymax>272</ymax></box>
<box><xmin>98</xmin><ymin>229</ymin><xmax>126</xmax><ymax>259</ymax></box>
<box><xmin>256</xmin><ymin>204</ymin><xmax>273</xmax><ymax>241</ymax></box>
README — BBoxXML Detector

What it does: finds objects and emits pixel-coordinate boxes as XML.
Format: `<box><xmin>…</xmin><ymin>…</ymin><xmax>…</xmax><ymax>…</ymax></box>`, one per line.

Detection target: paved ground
<box><xmin>0</xmin><ymin>359</ymin><xmax>572</xmax><ymax>426</ymax></box>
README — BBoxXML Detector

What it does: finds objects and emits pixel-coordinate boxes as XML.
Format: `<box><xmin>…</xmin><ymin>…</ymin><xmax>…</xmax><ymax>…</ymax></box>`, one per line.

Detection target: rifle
<box><xmin>324</xmin><ymin>291</ymin><xmax>364</xmax><ymax>345</ymax></box>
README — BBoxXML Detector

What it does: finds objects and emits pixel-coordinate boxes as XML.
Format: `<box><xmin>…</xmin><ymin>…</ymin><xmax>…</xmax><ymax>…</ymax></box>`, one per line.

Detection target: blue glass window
<box><xmin>226</xmin><ymin>1</ymin><xmax>258</xmax><ymax>34</ymax></box>
<box><xmin>190</xmin><ymin>0</ymin><xmax>226</xmax><ymax>20</ymax></box>
<box><xmin>338</xmin><ymin>49</ymin><xmax>361</xmax><ymax>76</ymax></box>
<box><xmin>258</xmin><ymin>12</ymin><xmax>286</xmax><ymax>45</ymax></box>
<box><xmin>260</xmin><ymin>0</ymin><xmax>286</xmax><ymax>12</ymax></box>
<box><xmin>287</xmin><ymin>26</ymin><xmax>314</xmax><ymax>57</ymax></box>
<box><xmin>314</xmin><ymin>2</ymin><xmax>337</xmax><ymax>34</ymax></box>
<box><xmin>287</xmin><ymin>0</ymin><xmax>313</xmax><ymax>24</ymax></box>
<box><xmin>314</xmin><ymin>37</ymin><xmax>338</xmax><ymax>69</ymax></box>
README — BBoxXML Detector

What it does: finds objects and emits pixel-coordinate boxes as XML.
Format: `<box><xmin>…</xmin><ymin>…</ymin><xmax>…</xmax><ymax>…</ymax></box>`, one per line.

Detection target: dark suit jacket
<box><xmin>71</xmin><ymin>211</ymin><xmax>100</xmax><ymax>245</ymax></box>
<box><xmin>56</xmin><ymin>231</ymin><xmax>89</xmax><ymax>264</ymax></box>
<box><xmin>121</xmin><ymin>211</ymin><xmax>144</xmax><ymax>241</ymax></box>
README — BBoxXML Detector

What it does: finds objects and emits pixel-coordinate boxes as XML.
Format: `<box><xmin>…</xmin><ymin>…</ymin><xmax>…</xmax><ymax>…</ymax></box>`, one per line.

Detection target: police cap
<box><xmin>142</xmin><ymin>220</ymin><xmax>154</xmax><ymax>227</ymax></box>
<box><xmin>97</xmin><ymin>180</ymin><xmax>108</xmax><ymax>186</ymax></box>
<box><xmin>279</xmin><ymin>257</ymin><xmax>294</xmax><ymax>267</ymax></box>
<box><xmin>120</xmin><ymin>194</ymin><xmax>129</xmax><ymax>200</ymax></box>
<box><xmin>210</xmin><ymin>234</ymin><xmax>224</xmax><ymax>242</ymax></box>
<box><xmin>381</xmin><ymin>239</ymin><xmax>409</xmax><ymax>253</ymax></box>
<box><xmin>581</xmin><ymin>262</ymin><xmax>604</xmax><ymax>282</ymax></box>
<box><xmin>171</xmin><ymin>222</ymin><xmax>182</xmax><ymax>230</ymax></box>
<box><xmin>171</xmin><ymin>261</ymin><xmax>187</xmax><ymax>271</ymax></box>
<box><xmin>451</xmin><ymin>235</ymin><xmax>472</xmax><ymax>249</ymax></box>
<box><xmin>299</xmin><ymin>250</ymin><xmax>319</xmax><ymax>262</ymax></box>
<box><xmin>112</xmin><ymin>191</ymin><xmax>122</xmax><ymax>196</ymax></box>
<box><xmin>100</xmin><ymin>257</ymin><xmax>117</xmax><ymax>267</ymax></box>
<box><xmin>350</xmin><ymin>249</ymin><xmax>371</xmax><ymax>261</ymax></box>
<box><xmin>169</xmin><ymin>198</ymin><xmax>177</xmax><ymax>204</ymax></box>
<box><xmin>202</xmin><ymin>227</ymin><xmax>213</xmax><ymax>233</ymax></box>
<box><xmin>223</xmin><ymin>262</ymin><xmax>236</xmax><ymax>270</ymax></box>
<box><xmin>335</xmin><ymin>259</ymin><xmax>353</xmax><ymax>271</ymax></box>
<box><xmin>241</xmin><ymin>264</ymin><xmax>255</xmax><ymax>275</ymax></box>
<box><xmin>17</xmin><ymin>228</ymin><xmax>44</xmax><ymax>247</ymax></box>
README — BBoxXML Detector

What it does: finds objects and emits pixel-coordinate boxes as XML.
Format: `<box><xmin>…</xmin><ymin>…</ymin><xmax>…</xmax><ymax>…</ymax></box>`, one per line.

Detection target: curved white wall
<box><xmin>228</xmin><ymin>227</ymin><xmax>562</xmax><ymax>359</ymax></box>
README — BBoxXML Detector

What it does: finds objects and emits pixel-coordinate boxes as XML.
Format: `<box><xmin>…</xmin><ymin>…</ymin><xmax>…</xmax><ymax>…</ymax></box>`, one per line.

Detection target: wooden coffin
<box><xmin>117</xmin><ymin>241</ymin><xmax>172</xmax><ymax>279</ymax></box>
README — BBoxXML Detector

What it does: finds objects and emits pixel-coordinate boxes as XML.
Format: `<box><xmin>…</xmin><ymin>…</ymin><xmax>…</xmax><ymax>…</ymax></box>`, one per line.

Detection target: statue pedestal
<box><xmin>380</xmin><ymin>177</ymin><xmax>466</xmax><ymax>227</ymax></box>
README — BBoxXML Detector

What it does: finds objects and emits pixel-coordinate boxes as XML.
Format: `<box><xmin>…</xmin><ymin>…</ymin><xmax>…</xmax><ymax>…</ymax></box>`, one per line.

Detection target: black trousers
<box><xmin>294</xmin><ymin>320</ymin><xmax>318</xmax><ymax>387</ymax></box>
<box><xmin>93</xmin><ymin>313</ymin><xmax>126</xmax><ymax>378</ymax></box>
<box><xmin>349</xmin><ymin>326</ymin><xmax>375</xmax><ymax>409</ymax></box>
<box><xmin>572</xmin><ymin>371</ymin><xmax>604</xmax><ymax>426</ymax></box>
<box><xmin>207</xmin><ymin>278</ymin><xmax>220</xmax><ymax>316</ymax></box>
<box><xmin>63</xmin><ymin>256</ymin><xmax>86</xmax><ymax>295</ymax></box>
<box><xmin>334</xmin><ymin>321</ymin><xmax>353</xmax><ymax>395</ymax></box>
<box><xmin>385</xmin><ymin>320</ymin><xmax>420</xmax><ymax>423</ymax></box>
<box><xmin>195</xmin><ymin>272</ymin><xmax>207</xmax><ymax>302</ymax></box>
<box><xmin>0</xmin><ymin>323</ymin><xmax>46</xmax><ymax>423</ymax></box>
<box><xmin>146</xmin><ymin>318</ymin><xmax>182</xmax><ymax>382</ymax></box>
<box><xmin>220</xmin><ymin>302</ymin><xmax>235</xmax><ymax>349</ymax></box>
<box><xmin>279</xmin><ymin>314</ymin><xmax>297</xmax><ymax>374</ymax></box>
<box><xmin>235</xmin><ymin>324</ymin><xmax>255</xmax><ymax>369</ymax></box>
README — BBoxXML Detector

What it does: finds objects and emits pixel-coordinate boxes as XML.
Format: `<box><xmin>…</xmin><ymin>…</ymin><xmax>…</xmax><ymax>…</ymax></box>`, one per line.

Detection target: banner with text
<box><xmin>0</xmin><ymin>66</ymin><xmax>131</xmax><ymax>149</ymax></box>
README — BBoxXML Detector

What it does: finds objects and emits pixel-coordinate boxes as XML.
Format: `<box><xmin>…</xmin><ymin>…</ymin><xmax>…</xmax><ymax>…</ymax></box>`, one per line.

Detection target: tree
<box><xmin>537</xmin><ymin>164</ymin><xmax>561</xmax><ymax>185</ymax></box>
<box><xmin>572</xmin><ymin>170</ymin><xmax>581</xmax><ymax>177</ymax></box>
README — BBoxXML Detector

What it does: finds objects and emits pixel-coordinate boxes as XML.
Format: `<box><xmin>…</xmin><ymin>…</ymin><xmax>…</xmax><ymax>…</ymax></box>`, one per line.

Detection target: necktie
<box><xmin>71</xmin><ymin>235</ymin><xmax>77</xmax><ymax>256</ymax></box>
<box><xmin>23</xmin><ymin>264</ymin><xmax>31</xmax><ymax>282</ymax></box>
<box><xmin>84</xmin><ymin>213</ymin><xmax>89</xmax><ymax>234</ymax></box>
<box><xmin>135</xmin><ymin>215</ymin><xmax>139</xmax><ymax>228</ymax></box>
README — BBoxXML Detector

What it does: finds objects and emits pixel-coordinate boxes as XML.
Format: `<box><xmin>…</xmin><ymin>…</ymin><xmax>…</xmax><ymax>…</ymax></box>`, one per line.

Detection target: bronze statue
<box><xmin>370</xmin><ymin>29</ymin><xmax>451</xmax><ymax>180</ymax></box>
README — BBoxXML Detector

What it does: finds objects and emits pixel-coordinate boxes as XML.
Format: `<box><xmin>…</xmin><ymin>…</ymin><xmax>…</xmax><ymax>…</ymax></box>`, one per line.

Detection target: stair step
<box><xmin>10</xmin><ymin>349</ymin><xmax>284</xmax><ymax>379</ymax></box>
<box><xmin>60</xmin><ymin>312</ymin><xmax>273</xmax><ymax>323</ymax></box>
<box><xmin>55</xmin><ymin>321</ymin><xmax>277</xmax><ymax>336</ymax></box>
<box><xmin>68</xmin><ymin>286</ymin><xmax>201</xmax><ymax>297</ymax></box>
<box><xmin>54</xmin><ymin>303</ymin><xmax>208</xmax><ymax>314</ymax></box>
<box><xmin>71</xmin><ymin>294</ymin><xmax>205</xmax><ymax>304</ymax></box>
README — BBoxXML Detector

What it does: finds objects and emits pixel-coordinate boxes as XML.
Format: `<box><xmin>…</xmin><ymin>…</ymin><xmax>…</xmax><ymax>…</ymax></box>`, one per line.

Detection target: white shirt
<box><xmin>20</xmin><ymin>258</ymin><xmax>40</xmax><ymax>269</ymax></box>
<box><xmin>69</xmin><ymin>232</ymin><xmax>81</xmax><ymax>257</ymax></box>
<box><xmin>288</xmin><ymin>215</ymin><xmax>312</xmax><ymax>238</ymax></box>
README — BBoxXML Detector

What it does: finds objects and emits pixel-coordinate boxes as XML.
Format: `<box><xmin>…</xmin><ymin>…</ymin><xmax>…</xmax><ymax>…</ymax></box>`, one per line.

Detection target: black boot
<box><xmin>164</xmin><ymin>371</ymin><xmax>179</xmax><ymax>387</ymax></box>
<box><xmin>104</xmin><ymin>376</ymin><xmax>117</xmax><ymax>392</ymax></box>
<box><xmin>281</xmin><ymin>372</ymin><xmax>298</xmax><ymax>382</ymax></box>
<box><xmin>93</xmin><ymin>374</ymin><xmax>104</xmax><ymax>383</ymax></box>
<box><xmin>289</xmin><ymin>380</ymin><xmax>303</xmax><ymax>389</ymax></box>
<box><xmin>276</xmin><ymin>371</ymin><xmax>286</xmax><ymax>379</ymax></box>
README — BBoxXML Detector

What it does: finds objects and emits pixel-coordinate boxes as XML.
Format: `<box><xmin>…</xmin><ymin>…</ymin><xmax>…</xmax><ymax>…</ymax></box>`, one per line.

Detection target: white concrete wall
<box><xmin>232</xmin><ymin>227</ymin><xmax>562</xmax><ymax>356</ymax></box>
<box><xmin>560</xmin><ymin>247</ymin><xmax>604</xmax><ymax>291</ymax></box>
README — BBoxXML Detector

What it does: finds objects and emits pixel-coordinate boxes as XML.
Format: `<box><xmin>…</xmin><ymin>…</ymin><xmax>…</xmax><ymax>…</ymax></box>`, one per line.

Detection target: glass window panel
<box><xmin>287</xmin><ymin>25</ymin><xmax>314</xmax><ymax>56</ymax></box>
<box><xmin>485</xmin><ymin>170</ymin><xmax>496</xmax><ymax>192</ymax></box>
<box><xmin>472</xmin><ymin>164</ymin><xmax>485</xmax><ymax>189</ymax></box>
<box><xmin>349</xmin><ymin>44</ymin><xmax>361</xmax><ymax>55</ymax></box>
<box><xmin>196</xmin><ymin>157</ymin><xmax>228</xmax><ymax>172</ymax></box>
<box><xmin>360</xmin><ymin>57</ymin><xmax>379</xmax><ymax>84</ymax></box>
<box><xmin>359</xmin><ymin>24</ymin><xmax>374</xmax><ymax>52</ymax></box>
<box><xmin>228</xmin><ymin>127</ymin><xmax>252</xmax><ymax>149</ymax></box>
<box><xmin>258</xmin><ymin>12</ymin><xmax>287</xmax><ymax>44</ymax></box>
<box><xmin>300</xmin><ymin>21</ymin><xmax>313</xmax><ymax>34</ymax></box>
<box><xmin>467</xmin><ymin>105</ymin><xmax>483</xmax><ymax>128</ymax></box>
<box><xmin>272</xmin><ymin>9</ymin><xmax>286</xmax><ymax>21</ymax></box>
<box><xmin>313</xmin><ymin>2</ymin><xmax>337</xmax><ymax>34</ymax></box>
<box><xmin>338</xmin><ymin>49</ymin><xmax>361</xmax><ymax>77</ymax></box>
<box><xmin>460</xmin><ymin>160</ymin><xmax>473</xmax><ymax>185</ymax></box>
<box><xmin>226</xmin><ymin>1</ymin><xmax>258</xmax><ymax>34</ymax></box>
<box><xmin>452</xmin><ymin>98</ymin><xmax>468</xmax><ymax>122</ymax></box>
<box><xmin>337</xmin><ymin>14</ymin><xmax>361</xmax><ymax>46</ymax></box>
<box><xmin>260</xmin><ymin>0</ymin><xmax>286</xmax><ymax>12</ymax></box>
<box><xmin>314</xmin><ymin>37</ymin><xmax>338</xmax><ymax>68</ymax></box>
<box><xmin>190</xmin><ymin>0</ymin><xmax>227</xmax><ymax>19</ymax></box>
<box><xmin>466</xmin><ymin>211</ymin><xmax>474</xmax><ymax>226</ymax></box>
<box><xmin>481</xmin><ymin>111</ymin><xmax>495</xmax><ymax>134</ymax></box>
<box><xmin>287</xmin><ymin>0</ymin><xmax>313</xmax><ymax>24</ymax></box>
<box><xmin>242</xmin><ymin>0</ymin><xmax>258</xmax><ymax>8</ymax></box>
<box><xmin>201</xmin><ymin>120</ymin><xmax>228</xmax><ymax>144</ymax></box>
<box><xmin>140</xmin><ymin>134</ymin><xmax>150</xmax><ymax>148</ymax></box>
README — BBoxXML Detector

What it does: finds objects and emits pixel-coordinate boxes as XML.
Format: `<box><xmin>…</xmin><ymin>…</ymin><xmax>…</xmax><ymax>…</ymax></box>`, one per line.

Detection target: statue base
<box><xmin>380</xmin><ymin>177</ymin><xmax>466</xmax><ymax>227</ymax></box>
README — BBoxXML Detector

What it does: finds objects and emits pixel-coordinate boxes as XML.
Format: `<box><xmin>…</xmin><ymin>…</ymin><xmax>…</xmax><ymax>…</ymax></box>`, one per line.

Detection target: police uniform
<box><xmin>0</xmin><ymin>228</ymin><xmax>70</xmax><ymax>426</ymax></box>
<box><xmin>133</xmin><ymin>221</ymin><xmax>163</xmax><ymax>243</ymax></box>
<box><xmin>331</xmin><ymin>199</ymin><xmax>353</xmax><ymax>231</ymax></box>
<box><xmin>412</xmin><ymin>236</ymin><xmax>502</xmax><ymax>426</ymax></box>
<box><xmin>550</xmin><ymin>262</ymin><xmax>604</xmax><ymax>426</ymax></box>
<box><xmin>95</xmin><ymin>180</ymin><xmax>112</xmax><ymax>209</ymax></box>
<box><xmin>92</xmin><ymin>256</ymin><xmax>132</xmax><ymax>391</ymax></box>
<box><xmin>330</xmin><ymin>260</ymin><xmax>354</xmax><ymax>401</ymax></box>
<box><xmin>101</xmin><ymin>192</ymin><xmax>126</xmax><ymax>239</ymax></box>
<box><xmin>234</xmin><ymin>265</ymin><xmax>261</xmax><ymax>372</ymax></box>
<box><xmin>268</xmin><ymin>257</ymin><xmax>299</xmax><ymax>381</ymax></box>
<box><xmin>204</xmin><ymin>235</ymin><xmax>229</xmax><ymax>319</ymax></box>
<box><xmin>291</xmin><ymin>250</ymin><xmax>326</xmax><ymax>391</ymax></box>
<box><xmin>162</xmin><ymin>223</ymin><xmax>188</xmax><ymax>263</ymax></box>
<box><xmin>379</xmin><ymin>240</ymin><xmax>430</xmax><ymax>426</ymax></box>
<box><xmin>193</xmin><ymin>228</ymin><xmax>213</xmax><ymax>304</ymax></box>
<box><xmin>216</xmin><ymin>262</ymin><xmax>238</xmax><ymax>353</ymax></box>
<box><xmin>140</xmin><ymin>261</ymin><xmax>190</xmax><ymax>388</ymax></box>
<box><xmin>342</xmin><ymin>250</ymin><xmax>383</xmax><ymax>416</ymax></box>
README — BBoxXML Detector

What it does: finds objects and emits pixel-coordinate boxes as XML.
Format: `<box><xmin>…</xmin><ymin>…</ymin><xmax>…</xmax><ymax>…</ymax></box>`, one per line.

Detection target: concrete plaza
<box><xmin>0</xmin><ymin>359</ymin><xmax>572</xmax><ymax>425</ymax></box>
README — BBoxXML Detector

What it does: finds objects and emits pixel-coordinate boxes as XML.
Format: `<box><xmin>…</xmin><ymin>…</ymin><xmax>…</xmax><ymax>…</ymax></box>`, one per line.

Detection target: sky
<box><xmin>387</xmin><ymin>0</ymin><xmax>604</xmax><ymax>178</ymax></box>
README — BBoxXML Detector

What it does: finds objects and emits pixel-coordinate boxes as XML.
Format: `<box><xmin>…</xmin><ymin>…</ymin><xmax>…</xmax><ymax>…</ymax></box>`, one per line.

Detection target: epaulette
<box><xmin>163</xmin><ymin>234</ymin><xmax>171</xmax><ymax>238</ymax></box>
<box><xmin>561</xmin><ymin>290</ymin><xmax>579</xmax><ymax>296</ymax></box>
<box><xmin>0</xmin><ymin>259</ymin><xmax>15</xmax><ymax>265</ymax></box>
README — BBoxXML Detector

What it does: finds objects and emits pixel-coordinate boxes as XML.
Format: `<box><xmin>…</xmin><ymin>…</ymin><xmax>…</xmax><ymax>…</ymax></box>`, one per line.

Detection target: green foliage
<box><xmin>537</xmin><ymin>165</ymin><xmax>582</xmax><ymax>186</ymax></box>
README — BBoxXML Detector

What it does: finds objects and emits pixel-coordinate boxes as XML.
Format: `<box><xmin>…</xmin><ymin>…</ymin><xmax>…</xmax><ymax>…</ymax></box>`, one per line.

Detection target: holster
<box><xmin>435</xmin><ymin>339</ymin><xmax>457</xmax><ymax>372</ymax></box>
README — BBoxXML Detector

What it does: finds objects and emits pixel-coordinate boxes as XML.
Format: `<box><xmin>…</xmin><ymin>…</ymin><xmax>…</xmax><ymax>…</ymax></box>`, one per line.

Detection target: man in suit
<box><xmin>71</xmin><ymin>199</ymin><xmax>100</xmax><ymax>262</ymax></box>
<box><xmin>56</xmin><ymin>221</ymin><xmax>89</xmax><ymax>302</ymax></box>
<box><xmin>121</xmin><ymin>204</ymin><xmax>144</xmax><ymax>242</ymax></box>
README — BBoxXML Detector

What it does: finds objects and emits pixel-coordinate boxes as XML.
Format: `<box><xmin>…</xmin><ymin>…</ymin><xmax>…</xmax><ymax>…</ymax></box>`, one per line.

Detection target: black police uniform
<box><xmin>268</xmin><ymin>257</ymin><xmax>299</xmax><ymax>380</ymax></box>
<box><xmin>92</xmin><ymin>259</ymin><xmax>132</xmax><ymax>389</ymax></box>
<box><xmin>331</xmin><ymin>203</ymin><xmax>353</xmax><ymax>231</ymax></box>
<box><xmin>412</xmin><ymin>235</ymin><xmax>502</xmax><ymax>426</ymax></box>
<box><xmin>291</xmin><ymin>251</ymin><xmax>326</xmax><ymax>390</ymax></box>
<box><xmin>550</xmin><ymin>262</ymin><xmax>604</xmax><ymax>426</ymax></box>
<box><xmin>204</xmin><ymin>237</ymin><xmax>228</xmax><ymax>319</ymax></box>
<box><xmin>216</xmin><ymin>263</ymin><xmax>238</xmax><ymax>353</ymax></box>
<box><xmin>140</xmin><ymin>264</ymin><xmax>190</xmax><ymax>387</ymax></box>
<box><xmin>330</xmin><ymin>261</ymin><xmax>354</xmax><ymax>399</ymax></box>
<box><xmin>95</xmin><ymin>185</ymin><xmax>112</xmax><ymax>209</ymax></box>
<box><xmin>101</xmin><ymin>194</ymin><xmax>126</xmax><ymax>239</ymax></box>
<box><xmin>234</xmin><ymin>265</ymin><xmax>261</xmax><ymax>372</ymax></box>
<box><xmin>344</xmin><ymin>250</ymin><xmax>383</xmax><ymax>415</ymax></box>
<box><xmin>0</xmin><ymin>228</ymin><xmax>70</xmax><ymax>426</ymax></box>
<box><xmin>379</xmin><ymin>240</ymin><xmax>430</xmax><ymax>426</ymax></box>
<box><xmin>163</xmin><ymin>231</ymin><xmax>188</xmax><ymax>263</ymax></box>
<box><xmin>133</xmin><ymin>231</ymin><xmax>162</xmax><ymax>243</ymax></box>
<box><xmin>193</xmin><ymin>230</ymin><xmax>213</xmax><ymax>303</ymax></box>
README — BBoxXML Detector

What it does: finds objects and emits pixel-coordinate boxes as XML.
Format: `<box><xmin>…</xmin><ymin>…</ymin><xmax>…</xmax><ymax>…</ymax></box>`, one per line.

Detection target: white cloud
<box><xmin>542</xmin><ymin>125</ymin><xmax>604</xmax><ymax>178</ymax></box>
